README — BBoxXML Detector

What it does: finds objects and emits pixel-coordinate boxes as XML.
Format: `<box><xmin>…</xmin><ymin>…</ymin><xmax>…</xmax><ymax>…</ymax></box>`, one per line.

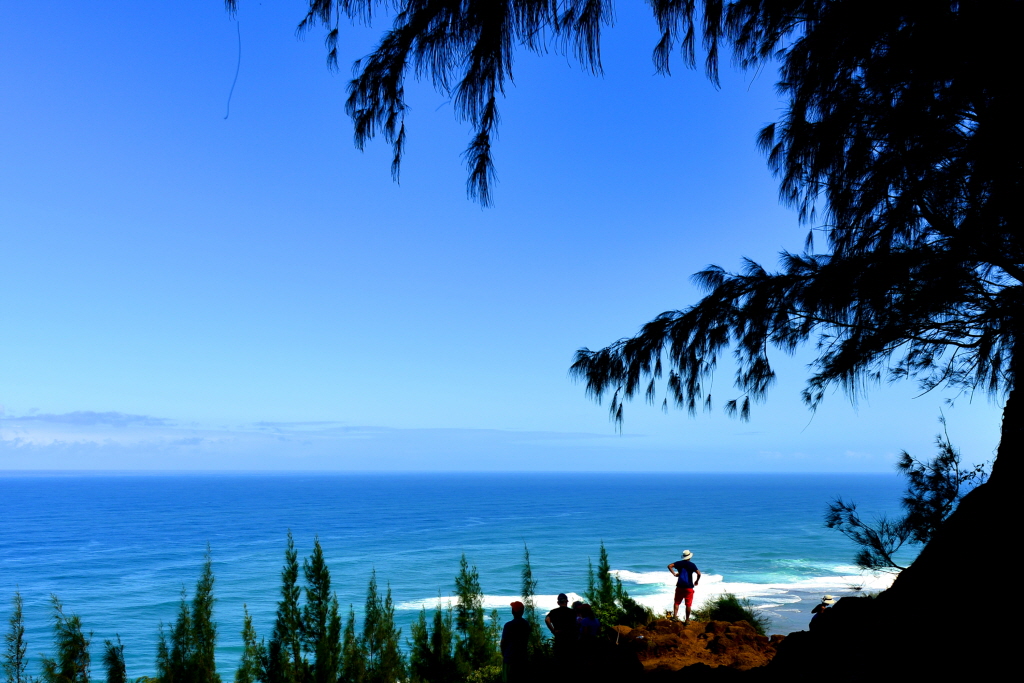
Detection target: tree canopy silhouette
<box><xmin>228</xmin><ymin>1</ymin><xmax>1021</xmax><ymax>483</ymax></box>
<box><xmin>236</xmin><ymin>4</ymin><xmax>1017</xmax><ymax>673</ymax></box>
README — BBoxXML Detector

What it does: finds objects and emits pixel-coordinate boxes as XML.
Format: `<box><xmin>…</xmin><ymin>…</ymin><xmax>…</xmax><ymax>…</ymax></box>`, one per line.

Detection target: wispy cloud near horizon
<box><xmin>5</xmin><ymin>411</ymin><xmax>170</xmax><ymax>427</ymax></box>
<box><xmin>0</xmin><ymin>408</ymin><xmax>903</xmax><ymax>473</ymax></box>
<box><xmin>0</xmin><ymin>410</ymin><xmax>650</xmax><ymax>472</ymax></box>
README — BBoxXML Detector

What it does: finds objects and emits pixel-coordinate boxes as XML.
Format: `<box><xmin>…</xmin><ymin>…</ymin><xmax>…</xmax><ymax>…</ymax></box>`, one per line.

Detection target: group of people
<box><xmin>498</xmin><ymin>550</ymin><xmax>703</xmax><ymax>681</ymax></box>
<box><xmin>498</xmin><ymin>547</ymin><xmax>844</xmax><ymax>681</ymax></box>
<box><xmin>499</xmin><ymin>593</ymin><xmax>607</xmax><ymax>682</ymax></box>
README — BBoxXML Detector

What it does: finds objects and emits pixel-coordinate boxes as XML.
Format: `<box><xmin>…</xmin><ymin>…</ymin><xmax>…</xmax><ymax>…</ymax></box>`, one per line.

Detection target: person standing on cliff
<box><xmin>545</xmin><ymin>593</ymin><xmax>578</xmax><ymax>668</ymax></box>
<box><xmin>668</xmin><ymin>549</ymin><xmax>701</xmax><ymax>624</ymax></box>
<box><xmin>501</xmin><ymin>601</ymin><xmax>531</xmax><ymax>683</ymax></box>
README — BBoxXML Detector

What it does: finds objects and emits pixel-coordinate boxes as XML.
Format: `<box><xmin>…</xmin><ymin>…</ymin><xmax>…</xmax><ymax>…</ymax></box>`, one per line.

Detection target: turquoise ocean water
<box><xmin>0</xmin><ymin>473</ymin><xmax>905</xmax><ymax>677</ymax></box>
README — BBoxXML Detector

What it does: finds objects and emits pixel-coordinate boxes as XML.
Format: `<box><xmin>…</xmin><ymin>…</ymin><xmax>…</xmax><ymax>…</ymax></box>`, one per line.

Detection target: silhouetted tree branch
<box><xmin>826</xmin><ymin>419</ymin><xmax>989</xmax><ymax>572</ymax></box>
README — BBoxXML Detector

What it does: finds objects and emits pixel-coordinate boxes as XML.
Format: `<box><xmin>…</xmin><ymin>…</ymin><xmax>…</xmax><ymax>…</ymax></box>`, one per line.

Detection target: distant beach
<box><xmin>0</xmin><ymin>472</ymin><xmax>904</xmax><ymax>677</ymax></box>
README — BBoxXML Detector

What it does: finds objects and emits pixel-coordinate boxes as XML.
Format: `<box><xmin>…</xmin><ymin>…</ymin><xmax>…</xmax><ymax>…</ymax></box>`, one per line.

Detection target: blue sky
<box><xmin>0</xmin><ymin>1</ymin><xmax>1004</xmax><ymax>471</ymax></box>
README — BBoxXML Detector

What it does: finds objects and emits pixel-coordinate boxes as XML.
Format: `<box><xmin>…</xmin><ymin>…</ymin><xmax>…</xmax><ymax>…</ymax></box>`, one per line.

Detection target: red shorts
<box><xmin>674</xmin><ymin>586</ymin><xmax>694</xmax><ymax>607</ymax></box>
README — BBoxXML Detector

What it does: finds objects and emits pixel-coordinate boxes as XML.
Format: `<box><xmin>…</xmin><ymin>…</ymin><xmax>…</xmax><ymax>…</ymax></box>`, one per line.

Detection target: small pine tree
<box><xmin>102</xmin><ymin>637</ymin><xmax>126</xmax><ymax>683</ymax></box>
<box><xmin>3</xmin><ymin>592</ymin><xmax>28</xmax><ymax>683</ymax></box>
<box><xmin>486</xmin><ymin>610</ymin><xmax>500</xmax><ymax>660</ymax></box>
<box><xmin>519</xmin><ymin>546</ymin><xmax>548</xmax><ymax>663</ymax></box>
<box><xmin>362</xmin><ymin>574</ymin><xmax>404</xmax><ymax>683</ymax></box>
<box><xmin>338</xmin><ymin>607</ymin><xmax>365</xmax><ymax>683</ymax></box>
<box><xmin>157</xmin><ymin>552</ymin><xmax>221</xmax><ymax>683</ymax></box>
<box><xmin>191</xmin><ymin>551</ymin><xmax>220</xmax><ymax>683</ymax></box>
<box><xmin>267</xmin><ymin>532</ymin><xmax>305</xmax><ymax>683</ymax></box>
<box><xmin>41</xmin><ymin>596</ymin><xmax>91</xmax><ymax>683</ymax></box>
<box><xmin>585</xmin><ymin>543</ymin><xmax>616</xmax><ymax>618</ymax></box>
<box><xmin>453</xmin><ymin>556</ymin><xmax>498</xmax><ymax>677</ymax></box>
<box><xmin>407</xmin><ymin>611</ymin><xmax>430</xmax><ymax>683</ymax></box>
<box><xmin>157</xmin><ymin>589</ymin><xmax>191</xmax><ymax>683</ymax></box>
<box><xmin>235</xmin><ymin>606</ymin><xmax>264</xmax><ymax>683</ymax></box>
<box><xmin>155</xmin><ymin>625</ymin><xmax>170</xmax><ymax>683</ymax></box>
<box><xmin>585</xmin><ymin>544</ymin><xmax>651</xmax><ymax>629</ymax></box>
<box><xmin>302</xmin><ymin>539</ymin><xmax>341</xmax><ymax>683</ymax></box>
<box><xmin>407</xmin><ymin>601</ymin><xmax>456</xmax><ymax>683</ymax></box>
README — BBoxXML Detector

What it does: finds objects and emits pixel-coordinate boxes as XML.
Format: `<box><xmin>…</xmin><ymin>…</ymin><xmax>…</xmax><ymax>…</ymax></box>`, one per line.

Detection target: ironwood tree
<box><xmin>302</xmin><ymin>539</ymin><xmax>342</xmax><ymax>683</ymax></box>
<box><xmin>266</xmin><ymin>532</ymin><xmax>305</xmax><ymax>683</ymax></box>
<box><xmin>408</xmin><ymin>599</ymin><xmax>457</xmax><ymax>683</ymax></box>
<box><xmin>452</xmin><ymin>556</ymin><xmax>498</xmax><ymax>678</ymax></box>
<box><xmin>221</xmin><ymin>2</ymin><xmax>1019</xmax><ymax>673</ymax></box>
<box><xmin>41</xmin><ymin>597</ymin><xmax>91</xmax><ymax>683</ymax></box>
<box><xmin>234</xmin><ymin>607</ymin><xmax>263</xmax><ymax>683</ymax></box>
<box><xmin>101</xmin><ymin>637</ymin><xmax>126</xmax><ymax>683</ymax></box>
<box><xmin>2</xmin><ymin>592</ymin><xmax>28</xmax><ymax>683</ymax></box>
<box><xmin>220</xmin><ymin>1</ymin><xmax>1020</xmax><ymax>478</ymax></box>
<box><xmin>156</xmin><ymin>550</ymin><xmax>220</xmax><ymax>683</ymax></box>
<box><xmin>361</xmin><ymin>573</ymin><xmax>404</xmax><ymax>683</ymax></box>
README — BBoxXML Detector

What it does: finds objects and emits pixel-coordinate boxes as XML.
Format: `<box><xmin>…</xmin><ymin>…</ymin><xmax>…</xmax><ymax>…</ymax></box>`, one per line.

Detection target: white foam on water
<box><xmin>397</xmin><ymin>567</ymin><xmax>895</xmax><ymax>623</ymax></box>
<box><xmin>612</xmin><ymin>567</ymin><xmax>896</xmax><ymax>614</ymax></box>
<box><xmin>610</xmin><ymin>569</ymin><xmax>676</xmax><ymax>586</ymax></box>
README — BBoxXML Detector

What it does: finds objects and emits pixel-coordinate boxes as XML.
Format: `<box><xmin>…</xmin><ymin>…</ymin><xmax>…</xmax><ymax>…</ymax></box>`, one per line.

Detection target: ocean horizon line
<box><xmin>0</xmin><ymin>469</ymin><xmax>902</xmax><ymax>477</ymax></box>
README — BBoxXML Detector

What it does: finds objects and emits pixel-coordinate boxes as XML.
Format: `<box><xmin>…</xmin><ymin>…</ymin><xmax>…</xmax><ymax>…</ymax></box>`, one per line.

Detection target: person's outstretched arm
<box><xmin>668</xmin><ymin>563</ymin><xmax>679</xmax><ymax>577</ymax></box>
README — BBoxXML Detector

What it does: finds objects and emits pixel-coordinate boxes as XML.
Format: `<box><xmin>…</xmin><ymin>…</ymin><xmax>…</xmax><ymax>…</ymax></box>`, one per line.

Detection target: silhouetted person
<box><xmin>546</xmin><ymin>593</ymin><xmax>578</xmax><ymax>669</ymax></box>
<box><xmin>668</xmin><ymin>549</ymin><xmax>701</xmax><ymax>624</ymax></box>
<box><xmin>574</xmin><ymin>602</ymin><xmax>600</xmax><ymax>639</ymax></box>
<box><xmin>574</xmin><ymin>602</ymin><xmax>601</xmax><ymax>679</ymax></box>
<box><xmin>501</xmin><ymin>601</ymin><xmax>531</xmax><ymax>683</ymax></box>
<box><xmin>809</xmin><ymin>594</ymin><xmax>835</xmax><ymax>630</ymax></box>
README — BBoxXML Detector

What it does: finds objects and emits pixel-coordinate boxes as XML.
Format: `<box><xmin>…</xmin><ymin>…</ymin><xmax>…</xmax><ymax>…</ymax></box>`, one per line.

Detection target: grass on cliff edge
<box><xmin>692</xmin><ymin>593</ymin><xmax>771</xmax><ymax>636</ymax></box>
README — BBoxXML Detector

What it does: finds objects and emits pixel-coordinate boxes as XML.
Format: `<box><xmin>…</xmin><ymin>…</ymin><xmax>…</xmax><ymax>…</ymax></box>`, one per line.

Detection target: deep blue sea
<box><xmin>0</xmin><ymin>473</ymin><xmax>906</xmax><ymax>678</ymax></box>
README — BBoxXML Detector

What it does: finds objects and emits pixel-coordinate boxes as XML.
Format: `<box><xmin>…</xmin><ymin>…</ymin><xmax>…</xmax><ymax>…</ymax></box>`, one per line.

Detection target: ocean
<box><xmin>0</xmin><ymin>473</ymin><xmax>904</xmax><ymax>677</ymax></box>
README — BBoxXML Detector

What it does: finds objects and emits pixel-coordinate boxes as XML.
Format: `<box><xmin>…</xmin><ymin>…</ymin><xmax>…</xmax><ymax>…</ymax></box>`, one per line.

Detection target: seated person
<box><xmin>809</xmin><ymin>594</ymin><xmax>836</xmax><ymax>629</ymax></box>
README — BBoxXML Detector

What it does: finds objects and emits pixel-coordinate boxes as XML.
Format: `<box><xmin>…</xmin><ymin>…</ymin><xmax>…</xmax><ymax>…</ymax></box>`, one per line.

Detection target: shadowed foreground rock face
<box><xmin>614</xmin><ymin>619</ymin><xmax>784</xmax><ymax>673</ymax></box>
<box><xmin>759</xmin><ymin>478</ymin><xmax>1013</xmax><ymax>681</ymax></box>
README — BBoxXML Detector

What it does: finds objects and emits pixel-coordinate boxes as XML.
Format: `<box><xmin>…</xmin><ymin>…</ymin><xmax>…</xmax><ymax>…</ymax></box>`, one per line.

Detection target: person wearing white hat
<box><xmin>809</xmin><ymin>594</ymin><xmax>836</xmax><ymax>629</ymax></box>
<box><xmin>667</xmin><ymin>549</ymin><xmax>702</xmax><ymax>624</ymax></box>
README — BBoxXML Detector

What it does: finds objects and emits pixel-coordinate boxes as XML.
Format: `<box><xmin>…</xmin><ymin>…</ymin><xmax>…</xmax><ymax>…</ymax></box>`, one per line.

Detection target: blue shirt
<box><xmin>672</xmin><ymin>559</ymin><xmax>699</xmax><ymax>588</ymax></box>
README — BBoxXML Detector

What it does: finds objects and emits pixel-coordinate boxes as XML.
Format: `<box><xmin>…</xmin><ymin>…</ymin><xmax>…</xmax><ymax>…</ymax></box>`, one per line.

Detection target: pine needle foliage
<box><xmin>267</xmin><ymin>532</ymin><xmax>305</xmax><ymax>683</ymax></box>
<box><xmin>453</xmin><ymin>556</ymin><xmax>498</xmax><ymax>677</ymax></box>
<box><xmin>156</xmin><ymin>551</ymin><xmax>220</xmax><ymax>683</ymax></box>
<box><xmin>897</xmin><ymin>417</ymin><xmax>989</xmax><ymax>544</ymax></box>
<box><xmin>41</xmin><ymin>596</ymin><xmax>91</xmax><ymax>683</ymax></box>
<box><xmin>2</xmin><ymin>592</ymin><xmax>28</xmax><ymax>683</ymax></box>
<box><xmin>101</xmin><ymin>637</ymin><xmax>126</xmax><ymax>683</ymax></box>
<box><xmin>223</xmin><ymin>0</ymin><xmax>616</xmax><ymax>206</ymax></box>
<box><xmin>585</xmin><ymin>544</ymin><xmax>652</xmax><ymax>629</ymax></box>
<box><xmin>302</xmin><ymin>539</ymin><xmax>341</xmax><ymax>683</ymax></box>
<box><xmin>407</xmin><ymin>600</ymin><xmax>456</xmax><ymax>683</ymax></box>
<box><xmin>519</xmin><ymin>545</ymin><xmax>548</xmax><ymax>662</ymax></box>
<box><xmin>219</xmin><ymin>4</ymin><xmax>1023</xmax><ymax>487</ymax></box>
<box><xmin>191</xmin><ymin>552</ymin><xmax>219</xmax><ymax>683</ymax></box>
<box><xmin>234</xmin><ymin>607</ymin><xmax>264</xmax><ymax>683</ymax></box>
<box><xmin>566</xmin><ymin>2</ymin><xmax>1023</xmax><ymax>453</ymax></box>
<box><xmin>361</xmin><ymin>574</ymin><xmax>403</xmax><ymax>683</ymax></box>
<box><xmin>826</xmin><ymin>417</ymin><xmax>989</xmax><ymax>571</ymax></box>
<box><xmin>338</xmin><ymin>607</ymin><xmax>366</xmax><ymax>683</ymax></box>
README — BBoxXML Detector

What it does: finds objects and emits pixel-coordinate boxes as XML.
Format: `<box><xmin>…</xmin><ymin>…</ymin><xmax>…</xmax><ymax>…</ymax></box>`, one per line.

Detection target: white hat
<box><xmin>822</xmin><ymin>595</ymin><xmax>835</xmax><ymax>605</ymax></box>
<box><xmin>681</xmin><ymin>550</ymin><xmax>693</xmax><ymax>560</ymax></box>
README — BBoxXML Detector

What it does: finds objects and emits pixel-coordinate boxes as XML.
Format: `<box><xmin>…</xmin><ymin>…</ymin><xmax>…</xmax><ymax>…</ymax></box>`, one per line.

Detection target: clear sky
<box><xmin>0</xmin><ymin>1</ymin><xmax>1004</xmax><ymax>471</ymax></box>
